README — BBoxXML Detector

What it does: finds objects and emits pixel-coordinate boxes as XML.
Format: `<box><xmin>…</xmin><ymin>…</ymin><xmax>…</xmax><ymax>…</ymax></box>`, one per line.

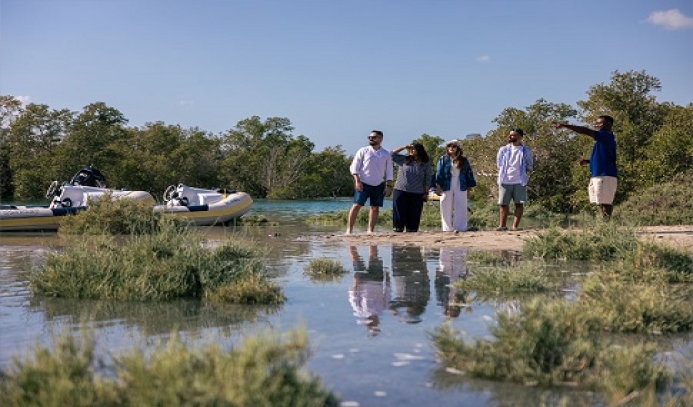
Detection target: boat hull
<box><xmin>154</xmin><ymin>192</ymin><xmax>253</xmax><ymax>226</ymax></box>
<box><xmin>0</xmin><ymin>189</ymin><xmax>155</xmax><ymax>232</ymax></box>
<box><xmin>0</xmin><ymin>206</ymin><xmax>82</xmax><ymax>231</ymax></box>
<box><xmin>1</xmin><ymin>185</ymin><xmax>252</xmax><ymax>231</ymax></box>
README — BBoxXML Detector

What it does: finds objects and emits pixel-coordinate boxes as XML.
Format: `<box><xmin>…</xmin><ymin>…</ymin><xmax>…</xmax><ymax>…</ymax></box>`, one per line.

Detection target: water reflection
<box><xmin>430</xmin><ymin>368</ymin><xmax>603</xmax><ymax>406</ymax></box>
<box><xmin>436</xmin><ymin>247</ymin><xmax>469</xmax><ymax>318</ymax></box>
<box><xmin>390</xmin><ymin>246</ymin><xmax>430</xmax><ymax>324</ymax></box>
<box><xmin>2</xmin><ymin>224</ymin><xmax>691</xmax><ymax>407</ymax></box>
<box><xmin>29</xmin><ymin>297</ymin><xmax>279</xmax><ymax>338</ymax></box>
<box><xmin>348</xmin><ymin>246</ymin><xmax>390</xmax><ymax>336</ymax></box>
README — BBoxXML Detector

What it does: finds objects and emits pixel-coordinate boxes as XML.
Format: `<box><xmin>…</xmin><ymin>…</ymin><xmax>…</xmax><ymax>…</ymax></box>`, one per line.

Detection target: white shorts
<box><xmin>588</xmin><ymin>176</ymin><xmax>617</xmax><ymax>205</ymax></box>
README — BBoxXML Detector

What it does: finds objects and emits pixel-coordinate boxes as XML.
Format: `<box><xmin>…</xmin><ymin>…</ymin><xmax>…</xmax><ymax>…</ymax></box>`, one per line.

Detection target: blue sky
<box><xmin>2</xmin><ymin>0</ymin><xmax>692</xmax><ymax>154</ymax></box>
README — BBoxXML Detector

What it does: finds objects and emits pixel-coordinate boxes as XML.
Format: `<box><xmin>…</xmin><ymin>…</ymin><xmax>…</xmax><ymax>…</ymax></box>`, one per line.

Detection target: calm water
<box><xmin>1</xmin><ymin>200</ymin><xmax>604</xmax><ymax>406</ymax></box>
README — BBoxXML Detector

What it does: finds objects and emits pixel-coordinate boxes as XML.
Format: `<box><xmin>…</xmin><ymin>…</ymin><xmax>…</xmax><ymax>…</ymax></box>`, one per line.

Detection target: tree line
<box><xmin>1</xmin><ymin>70</ymin><xmax>691</xmax><ymax>211</ymax></box>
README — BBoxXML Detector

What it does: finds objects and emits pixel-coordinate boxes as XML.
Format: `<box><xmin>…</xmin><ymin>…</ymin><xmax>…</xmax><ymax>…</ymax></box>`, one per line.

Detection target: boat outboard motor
<box><xmin>168</xmin><ymin>191</ymin><xmax>189</xmax><ymax>207</ymax></box>
<box><xmin>70</xmin><ymin>166</ymin><xmax>107</xmax><ymax>187</ymax></box>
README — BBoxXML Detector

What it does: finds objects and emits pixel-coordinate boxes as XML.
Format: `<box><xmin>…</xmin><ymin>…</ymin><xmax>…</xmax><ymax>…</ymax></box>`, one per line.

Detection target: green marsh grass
<box><xmin>0</xmin><ymin>327</ymin><xmax>339</xmax><ymax>407</ymax></box>
<box><xmin>432</xmin><ymin>223</ymin><xmax>692</xmax><ymax>402</ymax></box>
<box><xmin>464</xmin><ymin>250</ymin><xmax>518</xmax><ymax>267</ymax></box>
<box><xmin>521</xmin><ymin>222</ymin><xmax>693</xmax><ymax>333</ymax></box>
<box><xmin>30</xmin><ymin>222</ymin><xmax>284</xmax><ymax>304</ymax></box>
<box><xmin>598</xmin><ymin>343</ymin><xmax>670</xmax><ymax>406</ymax></box>
<box><xmin>430</xmin><ymin>299</ymin><xmax>671</xmax><ymax>400</ymax></box>
<box><xmin>626</xmin><ymin>242</ymin><xmax>693</xmax><ymax>283</ymax></box>
<box><xmin>616</xmin><ymin>172</ymin><xmax>693</xmax><ymax>226</ymax></box>
<box><xmin>59</xmin><ymin>193</ymin><xmax>172</xmax><ymax>235</ymax></box>
<box><xmin>578</xmin><ymin>273</ymin><xmax>693</xmax><ymax>334</ymax></box>
<box><xmin>303</xmin><ymin>258</ymin><xmax>348</xmax><ymax>283</ymax></box>
<box><xmin>432</xmin><ymin>299</ymin><xmax>606</xmax><ymax>386</ymax></box>
<box><xmin>453</xmin><ymin>260</ymin><xmax>559</xmax><ymax>294</ymax></box>
<box><xmin>235</xmin><ymin>214</ymin><xmax>278</xmax><ymax>226</ymax></box>
<box><xmin>523</xmin><ymin>222</ymin><xmax>641</xmax><ymax>261</ymax></box>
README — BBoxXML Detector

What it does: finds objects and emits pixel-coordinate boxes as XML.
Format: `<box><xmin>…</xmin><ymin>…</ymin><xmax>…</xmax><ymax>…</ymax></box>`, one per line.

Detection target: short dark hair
<box><xmin>511</xmin><ymin>127</ymin><xmax>524</xmax><ymax>136</ymax></box>
<box><xmin>599</xmin><ymin>115</ymin><xmax>614</xmax><ymax>126</ymax></box>
<box><xmin>370</xmin><ymin>130</ymin><xmax>384</xmax><ymax>137</ymax></box>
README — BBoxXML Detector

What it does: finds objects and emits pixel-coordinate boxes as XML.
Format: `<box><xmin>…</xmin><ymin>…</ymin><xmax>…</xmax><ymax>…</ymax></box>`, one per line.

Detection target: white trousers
<box><xmin>440</xmin><ymin>174</ymin><xmax>468</xmax><ymax>232</ymax></box>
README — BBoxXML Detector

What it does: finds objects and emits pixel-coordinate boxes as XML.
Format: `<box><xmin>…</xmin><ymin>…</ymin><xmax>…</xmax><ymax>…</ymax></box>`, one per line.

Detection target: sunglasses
<box><xmin>368</xmin><ymin>136</ymin><xmax>379</xmax><ymax>140</ymax></box>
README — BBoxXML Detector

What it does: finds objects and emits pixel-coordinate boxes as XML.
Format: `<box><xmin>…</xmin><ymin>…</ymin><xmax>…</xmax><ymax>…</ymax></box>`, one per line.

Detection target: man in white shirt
<box><xmin>496</xmin><ymin>128</ymin><xmax>533</xmax><ymax>231</ymax></box>
<box><xmin>347</xmin><ymin>130</ymin><xmax>394</xmax><ymax>234</ymax></box>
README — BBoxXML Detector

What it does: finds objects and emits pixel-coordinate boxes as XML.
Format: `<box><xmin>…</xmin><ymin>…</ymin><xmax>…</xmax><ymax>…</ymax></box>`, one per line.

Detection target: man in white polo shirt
<box><xmin>346</xmin><ymin>130</ymin><xmax>394</xmax><ymax>234</ymax></box>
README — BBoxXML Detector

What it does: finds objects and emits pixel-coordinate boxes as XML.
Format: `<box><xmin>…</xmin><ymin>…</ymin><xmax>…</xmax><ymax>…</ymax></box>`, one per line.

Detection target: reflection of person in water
<box><xmin>435</xmin><ymin>247</ymin><xmax>469</xmax><ymax>318</ymax></box>
<box><xmin>348</xmin><ymin>246</ymin><xmax>391</xmax><ymax>336</ymax></box>
<box><xmin>389</xmin><ymin>246</ymin><xmax>430</xmax><ymax>324</ymax></box>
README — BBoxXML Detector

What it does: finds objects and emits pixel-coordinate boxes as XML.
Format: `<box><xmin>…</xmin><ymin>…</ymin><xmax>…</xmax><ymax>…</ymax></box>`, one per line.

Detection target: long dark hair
<box><xmin>446</xmin><ymin>144</ymin><xmax>465</xmax><ymax>169</ymax></box>
<box><xmin>405</xmin><ymin>142</ymin><xmax>430</xmax><ymax>164</ymax></box>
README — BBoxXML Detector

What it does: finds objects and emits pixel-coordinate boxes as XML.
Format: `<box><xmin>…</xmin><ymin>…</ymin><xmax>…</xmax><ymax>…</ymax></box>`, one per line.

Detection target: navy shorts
<box><xmin>353</xmin><ymin>182</ymin><xmax>386</xmax><ymax>207</ymax></box>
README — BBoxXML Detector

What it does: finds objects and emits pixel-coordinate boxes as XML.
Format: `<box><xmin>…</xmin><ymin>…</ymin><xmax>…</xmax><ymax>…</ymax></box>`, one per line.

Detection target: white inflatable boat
<box><xmin>0</xmin><ymin>167</ymin><xmax>155</xmax><ymax>232</ymax></box>
<box><xmin>154</xmin><ymin>184</ymin><xmax>253</xmax><ymax>226</ymax></box>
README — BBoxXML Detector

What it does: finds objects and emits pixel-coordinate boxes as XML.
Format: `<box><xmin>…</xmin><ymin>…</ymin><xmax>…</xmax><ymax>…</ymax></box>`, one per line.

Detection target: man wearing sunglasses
<box><xmin>347</xmin><ymin>130</ymin><xmax>394</xmax><ymax>234</ymax></box>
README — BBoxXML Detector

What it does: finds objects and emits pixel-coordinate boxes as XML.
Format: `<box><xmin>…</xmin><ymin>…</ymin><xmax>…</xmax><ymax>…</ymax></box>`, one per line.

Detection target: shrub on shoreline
<box><xmin>578</xmin><ymin>272</ymin><xmax>693</xmax><ymax>334</ymax></box>
<box><xmin>59</xmin><ymin>194</ymin><xmax>173</xmax><ymax>235</ymax></box>
<box><xmin>433</xmin><ymin>222</ymin><xmax>693</xmax><ymax>403</ymax></box>
<box><xmin>453</xmin><ymin>260</ymin><xmax>559</xmax><ymax>294</ymax></box>
<box><xmin>430</xmin><ymin>299</ymin><xmax>673</xmax><ymax>404</ymax></box>
<box><xmin>304</xmin><ymin>258</ymin><xmax>346</xmax><ymax>275</ymax></box>
<box><xmin>303</xmin><ymin>258</ymin><xmax>348</xmax><ymax>283</ymax></box>
<box><xmin>616</xmin><ymin>172</ymin><xmax>693</xmax><ymax>226</ymax></box>
<box><xmin>0</xmin><ymin>328</ymin><xmax>339</xmax><ymax>407</ymax></box>
<box><xmin>523</xmin><ymin>222</ymin><xmax>640</xmax><ymax>261</ymax></box>
<box><xmin>30</xmin><ymin>222</ymin><xmax>284</xmax><ymax>304</ymax></box>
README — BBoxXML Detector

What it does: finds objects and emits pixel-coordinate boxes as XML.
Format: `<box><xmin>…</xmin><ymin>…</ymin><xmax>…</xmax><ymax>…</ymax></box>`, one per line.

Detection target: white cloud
<box><xmin>476</xmin><ymin>55</ymin><xmax>490</xmax><ymax>63</ymax></box>
<box><xmin>646</xmin><ymin>9</ymin><xmax>693</xmax><ymax>30</ymax></box>
<box><xmin>178</xmin><ymin>100</ymin><xmax>195</xmax><ymax>106</ymax></box>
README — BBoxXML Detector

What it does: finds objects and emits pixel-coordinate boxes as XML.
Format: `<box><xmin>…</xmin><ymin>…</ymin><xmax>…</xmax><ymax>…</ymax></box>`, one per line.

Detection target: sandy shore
<box><xmin>322</xmin><ymin>225</ymin><xmax>693</xmax><ymax>252</ymax></box>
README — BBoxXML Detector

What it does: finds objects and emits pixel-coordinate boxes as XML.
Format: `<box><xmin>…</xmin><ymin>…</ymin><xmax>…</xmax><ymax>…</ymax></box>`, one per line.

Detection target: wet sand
<box><xmin>323</xmin><ymin>225</ymin><xmax>693</xmax><ymax>252</ymax></box>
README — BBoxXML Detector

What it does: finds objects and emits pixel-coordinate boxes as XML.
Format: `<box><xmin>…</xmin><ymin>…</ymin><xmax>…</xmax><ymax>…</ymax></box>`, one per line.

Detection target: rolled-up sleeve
<box><xmin>350</xmin><ymin>149</ymin><xmax>364</xmax><ymax>175</ymax></box>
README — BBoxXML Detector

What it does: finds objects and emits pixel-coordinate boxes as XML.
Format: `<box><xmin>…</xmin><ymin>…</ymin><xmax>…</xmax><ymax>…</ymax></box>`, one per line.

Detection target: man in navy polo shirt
<box><xmin>554</xmin><ymin>115</ymin><xmax>618</xmax><ymax>219</ymax></box>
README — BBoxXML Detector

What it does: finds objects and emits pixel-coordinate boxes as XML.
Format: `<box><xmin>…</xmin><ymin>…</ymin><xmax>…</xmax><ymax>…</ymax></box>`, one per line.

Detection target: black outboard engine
<box><xmin>70</xmin><ymin>166</ymin><xmax>107</xmax><ymax>187</ymax></box>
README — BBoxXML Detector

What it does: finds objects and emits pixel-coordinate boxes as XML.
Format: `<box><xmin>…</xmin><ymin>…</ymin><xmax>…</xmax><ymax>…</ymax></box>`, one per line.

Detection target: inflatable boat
<box><xmin>154</xmin><ymin>184</ymin><xmax>253</xmax><ymax>226</ymax></box>
<box><xmin>427</xmin><ymin>190</ymin><xmax>441</xmax><ymax>202</ymax></box>
<box><xmin>0</xmin><ymin>167</ymin><xmax>155</xmax><ymax>232</ymax></box>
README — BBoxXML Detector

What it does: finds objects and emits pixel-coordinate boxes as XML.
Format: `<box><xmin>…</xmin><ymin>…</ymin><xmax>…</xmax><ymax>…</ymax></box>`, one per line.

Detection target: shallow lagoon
<box><xmin>0</xmin><ymin>199</ymin><xmax>668</xmax><ymax>406</ymax></box>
